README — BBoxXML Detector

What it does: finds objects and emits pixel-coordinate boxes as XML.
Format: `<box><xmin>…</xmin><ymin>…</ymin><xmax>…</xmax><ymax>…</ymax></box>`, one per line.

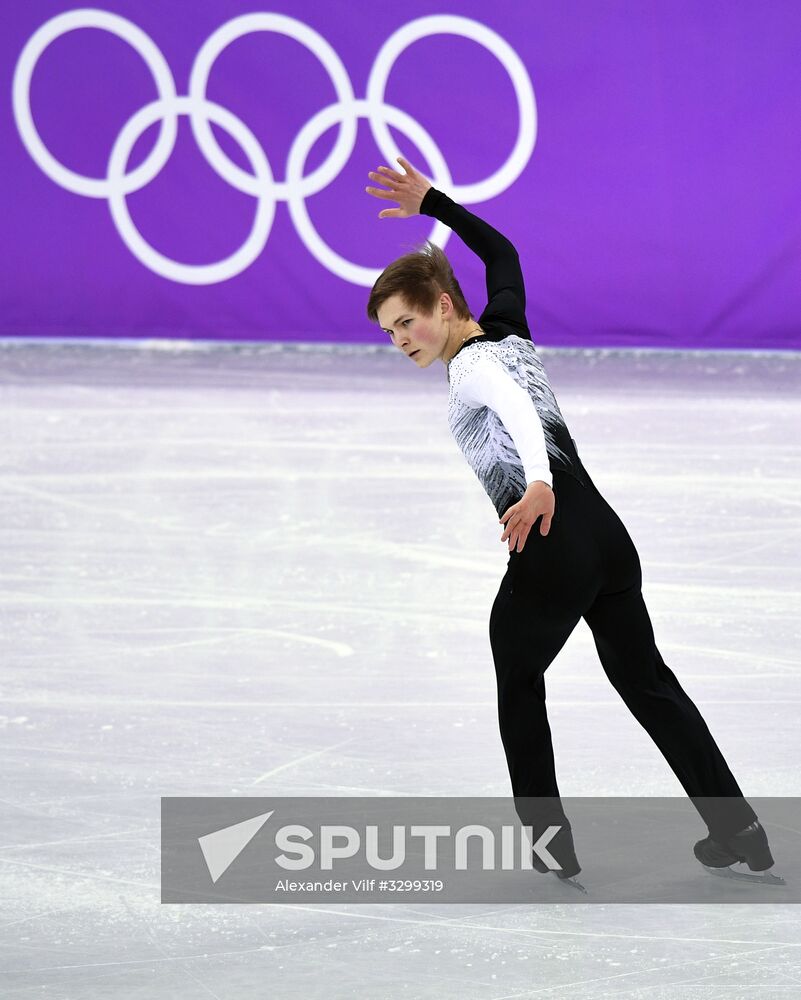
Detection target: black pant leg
<box><xmin>488</xmin><ymin>554</ymin><xmax>585</xmax><ymax>862</ymax></box>
<box><xmin>582</xmin><ymin>573</ymin><xmax>758</xmax><ymax>840</ymax></box>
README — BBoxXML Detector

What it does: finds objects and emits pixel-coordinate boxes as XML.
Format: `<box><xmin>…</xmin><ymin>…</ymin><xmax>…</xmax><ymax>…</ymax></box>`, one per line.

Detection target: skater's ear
<box><xmin>439</xmin><ymin>293</ymin><xmax>456</xmax><ymax>320</ymax></box>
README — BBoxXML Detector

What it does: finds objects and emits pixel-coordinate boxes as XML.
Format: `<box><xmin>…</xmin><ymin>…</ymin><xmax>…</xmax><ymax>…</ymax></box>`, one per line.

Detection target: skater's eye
<box><xmin>384</xmin><ymin>319</ymin><xmax>411</xmax><ymax>337</ymax></box>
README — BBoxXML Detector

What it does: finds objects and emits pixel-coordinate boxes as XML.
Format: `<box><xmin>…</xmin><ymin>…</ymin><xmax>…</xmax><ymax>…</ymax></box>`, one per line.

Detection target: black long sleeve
<box><xmin>420</xmin><ymin>187</ymin><xmax>529</xmax><ymax>332</ymax></box>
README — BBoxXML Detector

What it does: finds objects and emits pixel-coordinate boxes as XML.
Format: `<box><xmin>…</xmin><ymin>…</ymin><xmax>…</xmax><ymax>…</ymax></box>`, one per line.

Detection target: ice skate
<box><xmin>530</xmin><ymin>826</ymin><xmax>588</xmax><ymax>893</ymax></box>
<box><xmin>694</xmin><ymin>820</ymin><xmax>786</xmax><ymax>886</ymax></box>
<box><xmin>532</xmin><ymin>858</ymin><xmax>589</xmax><ymax>894</ymax></box>
<box><xmin>552</xmin><ymin>871</ymin><xmax>588</xmax><ymax>894</ymax></box>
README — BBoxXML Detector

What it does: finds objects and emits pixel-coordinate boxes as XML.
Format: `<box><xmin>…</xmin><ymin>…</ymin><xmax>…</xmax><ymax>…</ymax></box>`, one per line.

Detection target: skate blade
<box><xmin>702</xmin><ymin>862</ymin><xmax>787</xmax><ymax>886</ymax></box>
<box><xmin>553</xmin><ymin>873</ymin><xmax>588</xmax><ymax>894</ymax></box>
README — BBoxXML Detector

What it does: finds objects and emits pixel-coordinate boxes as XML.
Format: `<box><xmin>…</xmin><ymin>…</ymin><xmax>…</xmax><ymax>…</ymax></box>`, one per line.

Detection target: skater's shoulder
<box><xmin>447</xmin><ymin>337</ymin><xmax>503</xmax><ymax>380</ymax></box>
<box><xmin>451</xmin><ymin>329</ymin><xmax>530</xmax><ymax>362</ymax></box>
<box><xmin>447</xmin><ymin>337</ymin><xmax>527</xmax><ymax>402</ymax></box>
<box><xmin>449</xmin><ymin>332</ymin><xmax>527</xmax><ymax>373</ymax></box>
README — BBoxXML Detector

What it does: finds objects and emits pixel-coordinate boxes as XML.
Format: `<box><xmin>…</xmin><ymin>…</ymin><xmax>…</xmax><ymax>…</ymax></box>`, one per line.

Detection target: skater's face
<box><xmin>377</xmin><ymin>293</ymin><xmax>452</xmax><ymax>367</ymax></box>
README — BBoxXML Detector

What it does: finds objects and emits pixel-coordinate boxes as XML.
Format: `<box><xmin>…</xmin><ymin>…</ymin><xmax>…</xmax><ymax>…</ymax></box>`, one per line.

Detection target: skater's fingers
<box><xmin>499</xmin><ymin>504</ymin><xmax>520</xmax><ymax>528</ymax></box>
<box><xmin>500</xmin><ymin>517</ymin><xmax>519</xmax><ymax>543</ymax></box>
<box><xmin>377</xmin><ymin>165</ymin><xmax>403</xmax><ymax>180</ymax></box>
<box><xmin>367</xmin><ymin>174</ymin><xmax>395</xmax><ymax>191</ymax></box>
<box><xmin>539</xmin><ymin>513</ymin><xmax>552</xmax><ymax>536</ymax></box>
<box><xmin>365</xmin><ymin>186</ymin><xmax>396</xmax><ymax>200</ymax></box>
<box><xmin>368</xmin><ymin>171</ymin><xmax>400</xmax><ymax>190</ymax></box>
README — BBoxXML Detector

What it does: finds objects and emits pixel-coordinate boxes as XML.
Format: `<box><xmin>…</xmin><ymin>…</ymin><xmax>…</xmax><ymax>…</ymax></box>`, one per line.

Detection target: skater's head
<box><xmin>367</xmin><ymin>240</ymin><xmax>478</xmax><ymax>367</ymax></box>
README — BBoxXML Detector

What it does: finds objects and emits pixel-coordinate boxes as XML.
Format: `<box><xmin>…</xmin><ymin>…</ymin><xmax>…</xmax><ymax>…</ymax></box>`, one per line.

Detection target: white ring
<box><xmin>367</xmin><ymin>14</ymin><xmax>536</xmax><ymax>203</ymax></box>
<box><xmin>12</xmin><ymin>8</ymin><xmax>178</xmax><ymax>198</ymax></box>
<box><xmin>286</xmin><ymin>98</ymin><xmax>452</xmax><ymax>285</ymax></box>
<box><xmin>107</xmin><ymin>96</ymin><xmax>275</xmax><ymax>284</ymax></box>
<box><xmin>188</xmin><ymin>13</ymin><xmax>356</xmax><ymax>200</ymax></box>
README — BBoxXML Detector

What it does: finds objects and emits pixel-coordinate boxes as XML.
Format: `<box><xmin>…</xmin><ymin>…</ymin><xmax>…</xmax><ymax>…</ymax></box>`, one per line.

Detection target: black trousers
<box><xmin>488</xmin><ymin>460</ymin><xmax>758</xmax><ymax>845</ymax></box>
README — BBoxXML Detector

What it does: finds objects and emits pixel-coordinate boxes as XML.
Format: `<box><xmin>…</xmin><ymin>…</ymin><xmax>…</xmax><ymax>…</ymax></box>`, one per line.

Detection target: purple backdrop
<box><xmin>2</xmin><ymin>1</ymin><xmax>800</xmax><ymax>349</ymax></box>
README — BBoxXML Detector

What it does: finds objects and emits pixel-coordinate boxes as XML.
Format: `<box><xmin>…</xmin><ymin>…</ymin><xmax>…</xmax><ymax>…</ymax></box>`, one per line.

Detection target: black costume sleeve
<box><xmin>420</xmin><ymin>187</ymin><xmax>529</xmax><ymax>333</ymax></box>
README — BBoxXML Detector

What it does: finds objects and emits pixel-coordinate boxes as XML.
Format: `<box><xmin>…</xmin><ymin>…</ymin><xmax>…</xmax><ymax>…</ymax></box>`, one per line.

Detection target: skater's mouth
<box><xmin>409</xmin><ymin>350</ymin><xmax>420</xmax><ymax>359</ymax></box>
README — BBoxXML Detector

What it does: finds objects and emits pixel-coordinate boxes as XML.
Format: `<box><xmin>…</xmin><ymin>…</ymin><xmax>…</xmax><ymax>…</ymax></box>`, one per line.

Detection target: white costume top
<box><xmin>420</xmin><ymin>186</ymin><xmax>587</xmax><ymax>516</ymax></box>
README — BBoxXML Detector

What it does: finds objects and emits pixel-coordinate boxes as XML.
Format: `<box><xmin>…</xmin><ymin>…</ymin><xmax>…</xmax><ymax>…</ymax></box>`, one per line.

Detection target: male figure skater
<box><xmin>365</xmin><ymin>156</ymin><xmax>783</xmax><ymax>890</ymax></box>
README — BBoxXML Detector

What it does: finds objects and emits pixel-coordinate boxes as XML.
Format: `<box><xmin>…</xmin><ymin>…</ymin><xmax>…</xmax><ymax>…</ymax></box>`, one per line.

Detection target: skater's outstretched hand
<box><xmin>500</xmin><ymin>483</ymin><xmax>555</xmax><ymax>552</ymax></box>
<box><xmin>365</xmin><ymin>157</ymin><xmax>432</xmax><ymax>218</ymax></box>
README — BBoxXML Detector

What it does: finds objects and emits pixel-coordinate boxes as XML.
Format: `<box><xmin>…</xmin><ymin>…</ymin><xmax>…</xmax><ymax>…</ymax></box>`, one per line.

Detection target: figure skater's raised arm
<box><xmin>366</xmin><ymin>157</ymin><xmax>528</xmax><ymax>330</ymax></box>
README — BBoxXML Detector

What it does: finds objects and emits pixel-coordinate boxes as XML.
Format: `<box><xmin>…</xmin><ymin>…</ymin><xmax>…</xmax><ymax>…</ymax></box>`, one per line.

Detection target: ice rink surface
<box><xmin>0</xmin><ymin>339</ymin><xmax>799</xmax><ymax>998</ymax></box>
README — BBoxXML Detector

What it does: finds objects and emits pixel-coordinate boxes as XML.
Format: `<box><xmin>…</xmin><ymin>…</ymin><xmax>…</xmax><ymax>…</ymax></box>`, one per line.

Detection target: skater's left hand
<box><xmin>500</xmin><ymin>482</ymin><xmax>554</xmax><ymax>552</ymax></box>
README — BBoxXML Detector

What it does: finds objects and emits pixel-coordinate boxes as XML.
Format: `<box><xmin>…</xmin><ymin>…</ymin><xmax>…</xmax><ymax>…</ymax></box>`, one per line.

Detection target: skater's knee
<box><xmin>496</xmin><ymin>665</ymin><xmax>547</xmax><ymax>704</ymax></box>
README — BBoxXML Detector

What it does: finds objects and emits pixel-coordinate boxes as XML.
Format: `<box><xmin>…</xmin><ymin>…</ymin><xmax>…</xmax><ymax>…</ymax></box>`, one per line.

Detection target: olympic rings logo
<box><xmin>13</xmin><ymin>10</ymin><xmax>537</xmax><ymax>286</ymax></box>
